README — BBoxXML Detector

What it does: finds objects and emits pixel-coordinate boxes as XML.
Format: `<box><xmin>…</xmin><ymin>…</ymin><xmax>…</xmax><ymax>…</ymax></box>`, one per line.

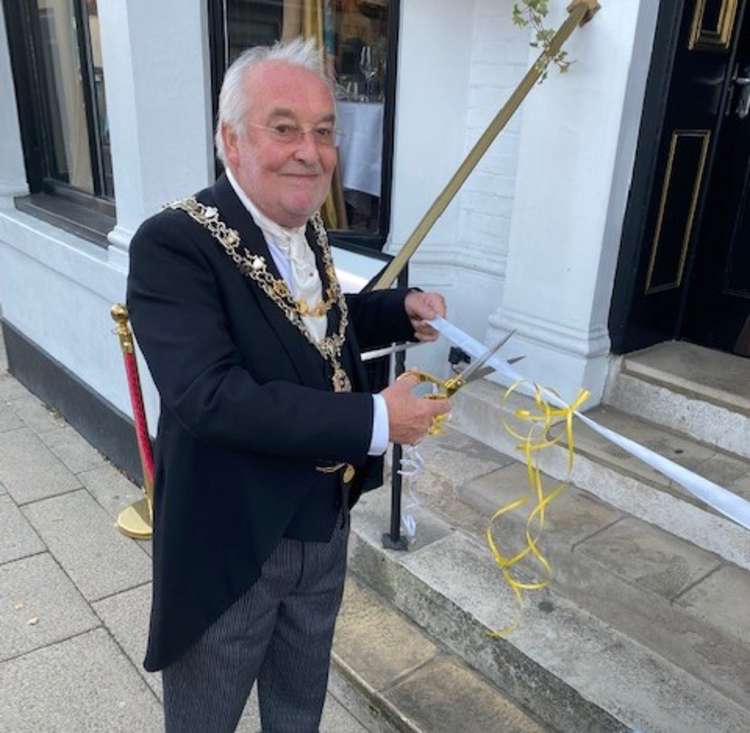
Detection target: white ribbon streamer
<box><xmin>397</xmin><ymin>445</ymin><xmax>425</xmax><ymax>539</ymax></box>
<box><xmin>429</xmin><ymin>316</ymin><xmax>750</xmax><ymax>531</ymax></box>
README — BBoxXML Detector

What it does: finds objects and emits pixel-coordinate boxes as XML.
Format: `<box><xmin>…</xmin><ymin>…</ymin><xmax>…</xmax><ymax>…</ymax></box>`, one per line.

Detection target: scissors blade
<box><xmin>460</xmin><ymin>354</ymin><xmax>525</xmax><ymax>385</ymax></box>
<box><xmin>455</xmin><ymin>329</ymin><xmax>516</xmax><ymax>384</ymax></box>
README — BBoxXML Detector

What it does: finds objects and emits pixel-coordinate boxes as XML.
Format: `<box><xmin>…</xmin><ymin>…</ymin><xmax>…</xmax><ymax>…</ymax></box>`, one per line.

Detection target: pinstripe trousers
<box><xmin>162</xmin><ymin>509</ymin><xmax>350</xmax><ymax>733</ymax></box>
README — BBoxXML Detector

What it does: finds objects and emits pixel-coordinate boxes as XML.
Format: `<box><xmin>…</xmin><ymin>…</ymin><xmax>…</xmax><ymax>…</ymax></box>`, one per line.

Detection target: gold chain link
<box><xmin>167</xmin><ymin>198</ymin><xmax>351</xmax><ymax>391</ymax></box>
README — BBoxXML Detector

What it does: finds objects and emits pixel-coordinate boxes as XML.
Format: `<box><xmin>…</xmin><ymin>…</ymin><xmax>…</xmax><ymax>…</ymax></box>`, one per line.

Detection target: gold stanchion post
<box><xmin>111</xmin><ymin>304</ymin><xmax>155</xmax><ymax>539</ymax></box>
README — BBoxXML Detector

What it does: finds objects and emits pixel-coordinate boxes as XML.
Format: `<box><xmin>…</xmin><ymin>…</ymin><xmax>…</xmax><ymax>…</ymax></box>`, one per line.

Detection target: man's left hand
<box><xmin>404</xmin><ymin>291</ymin><xmax>446</xmax><ymax>343</ymax></box>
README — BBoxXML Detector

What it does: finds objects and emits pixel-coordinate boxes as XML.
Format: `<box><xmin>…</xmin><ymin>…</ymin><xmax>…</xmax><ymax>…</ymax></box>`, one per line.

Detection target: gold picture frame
<box><xmin>688</xmin><ymin>0</ymin><xmax>738</xmax><ymax>51</ymax></box>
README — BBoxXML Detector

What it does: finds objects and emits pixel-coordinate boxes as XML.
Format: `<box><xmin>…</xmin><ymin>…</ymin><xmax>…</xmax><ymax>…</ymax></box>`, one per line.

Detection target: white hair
<box><xmin>214</xmin><ymin>37</ymin><xmax>332</xmax><ymax>165</ymax></box>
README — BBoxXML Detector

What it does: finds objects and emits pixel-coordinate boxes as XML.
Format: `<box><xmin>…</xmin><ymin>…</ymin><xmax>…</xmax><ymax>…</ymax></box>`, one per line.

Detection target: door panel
<box><xmin>610</xmin><ymin>0</ymin><xmax>745</xmax><ymax>353</ymax></box>
<box><xmin>683</xmin><ymin>10</ymin><xmax>750</xmax><ymax>352</ymax></box>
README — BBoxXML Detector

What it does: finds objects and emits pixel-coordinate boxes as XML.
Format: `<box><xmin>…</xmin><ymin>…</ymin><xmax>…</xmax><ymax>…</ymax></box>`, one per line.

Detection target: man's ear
<box><xmin>221</xmin><ymin>123</ymin><xmax>240</xmax><ymax>168</ymax></box>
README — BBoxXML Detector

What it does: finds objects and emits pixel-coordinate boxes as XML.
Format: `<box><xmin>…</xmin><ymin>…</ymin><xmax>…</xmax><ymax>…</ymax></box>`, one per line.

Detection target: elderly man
<box><xmin>127</xmin><ymin>38</ymin><xmax>450</xmax><ymax>733</ymax></box>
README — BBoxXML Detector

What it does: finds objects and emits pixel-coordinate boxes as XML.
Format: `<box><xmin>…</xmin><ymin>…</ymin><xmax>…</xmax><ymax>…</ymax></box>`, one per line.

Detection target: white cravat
<box><xmin>226</xmin><ymin>169</ymin><xmax>327</xmax><ymax>343</ymax></box>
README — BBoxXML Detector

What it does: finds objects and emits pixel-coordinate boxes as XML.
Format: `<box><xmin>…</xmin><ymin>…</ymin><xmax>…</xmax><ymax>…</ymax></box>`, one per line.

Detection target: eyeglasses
<box><xmin>249</xmin><ymin>123</ymin><xmax>341</xmax><ymax>147</ymax></box>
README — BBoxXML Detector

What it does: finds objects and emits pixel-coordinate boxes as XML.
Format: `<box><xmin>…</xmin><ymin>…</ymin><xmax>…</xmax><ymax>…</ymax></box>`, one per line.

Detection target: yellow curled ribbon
<box><xmin>486</xmin><ymin>382</ymin><xmax>589</xmax><ymax>636</ymax></box>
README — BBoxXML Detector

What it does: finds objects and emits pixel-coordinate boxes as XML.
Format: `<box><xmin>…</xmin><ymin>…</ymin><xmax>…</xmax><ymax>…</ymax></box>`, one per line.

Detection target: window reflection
<box><xmin>34</xmin><ymin>0</ymin><xmax>113</xmax><ymax>198</ymax></box>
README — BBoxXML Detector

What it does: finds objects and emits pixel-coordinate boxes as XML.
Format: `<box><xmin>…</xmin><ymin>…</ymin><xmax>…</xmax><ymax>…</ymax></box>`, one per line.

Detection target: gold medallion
<box><xmin>332</xmin><ymin>366</ymin><xmax>352</xmax><ymax>393</ymax></box>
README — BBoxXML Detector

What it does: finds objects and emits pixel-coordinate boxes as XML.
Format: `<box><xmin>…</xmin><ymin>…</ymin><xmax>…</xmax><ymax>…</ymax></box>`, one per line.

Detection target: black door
<box><xmin>610</xmin><ymin>0</ymin><xmax>749</xmax><ymax>354</ymax></box>
<box><xmin>683</xmin><ymin>13</ymin><xmax>750</xmax><ymax>352</ymax></box>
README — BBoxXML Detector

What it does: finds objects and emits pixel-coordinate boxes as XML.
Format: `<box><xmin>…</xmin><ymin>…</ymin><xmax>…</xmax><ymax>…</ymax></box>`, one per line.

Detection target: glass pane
<box><xmin>83</xmin><ymin>0</ymin><xmax>114</xmax><ymax>197</ymax></box>
<box><xmin>35</xmin><ymin>0</ymin><xmax>94</xmax><ymax>193</ymax></box>
<box><xmin>225</xmin><ymin>0</ymin><xmax>392</xmax><ymax>234</ymax></box>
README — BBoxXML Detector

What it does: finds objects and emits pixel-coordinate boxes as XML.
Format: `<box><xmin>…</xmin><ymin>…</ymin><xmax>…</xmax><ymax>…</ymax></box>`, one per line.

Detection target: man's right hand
<box><xmin>380</xmin><ymin>374</ymin><xmax>452</xmax><ymax>446</ymax></box>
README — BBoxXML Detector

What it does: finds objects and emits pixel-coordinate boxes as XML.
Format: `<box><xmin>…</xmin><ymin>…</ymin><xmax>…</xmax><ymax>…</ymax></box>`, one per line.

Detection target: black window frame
<box><xmin>207</xmin><ymin>0</ymin><xmax>400</xmax><ymax>258</ymax></box>
<box><xmin>3</xmin><ymin>0</ymin><xmax>115</xmax><ymax>247</ymax></box>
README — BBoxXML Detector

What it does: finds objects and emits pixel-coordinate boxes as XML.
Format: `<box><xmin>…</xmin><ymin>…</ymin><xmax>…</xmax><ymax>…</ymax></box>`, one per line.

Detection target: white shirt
<box><xmin>225</xmin><ymin>169</ymin><xmax>389</xmax><ymax>456</ymax></box>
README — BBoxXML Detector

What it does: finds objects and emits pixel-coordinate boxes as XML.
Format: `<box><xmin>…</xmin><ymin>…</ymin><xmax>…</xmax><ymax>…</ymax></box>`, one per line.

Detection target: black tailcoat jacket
<box><xmin>127</xmin><ymin>174</ymin><xmax>413</xmax><ymax>672</ymax></box>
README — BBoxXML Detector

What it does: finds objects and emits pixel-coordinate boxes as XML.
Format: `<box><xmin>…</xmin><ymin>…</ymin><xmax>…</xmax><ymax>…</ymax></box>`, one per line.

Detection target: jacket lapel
<box><xmin>206</xmin><ymin>174</ymin><xmax>329</xmax><ymax>389</ymax></box>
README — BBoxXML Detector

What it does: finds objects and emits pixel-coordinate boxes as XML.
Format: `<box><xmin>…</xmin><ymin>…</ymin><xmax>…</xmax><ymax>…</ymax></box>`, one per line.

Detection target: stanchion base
<box><xmin>117</xmin><ymin>497</ymin><xmax>153</xmax><ymax>540</ymax></box>
<box><xmin>382</xmin><ymin>532</ymin><xmax>409</xmax><ymax>551</ymax></box>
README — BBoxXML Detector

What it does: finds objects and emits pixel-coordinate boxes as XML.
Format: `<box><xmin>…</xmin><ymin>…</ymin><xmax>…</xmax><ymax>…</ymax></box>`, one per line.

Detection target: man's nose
<box><xmin>292</xmin><ymin>130</ymin><xmax>321</xmax><ymax>164</ymax></box>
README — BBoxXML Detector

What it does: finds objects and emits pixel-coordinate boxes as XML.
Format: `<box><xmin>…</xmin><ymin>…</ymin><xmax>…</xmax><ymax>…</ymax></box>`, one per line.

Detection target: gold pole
<box><xmin>111</xmin><ymin>304</ymin><xmax>155</xmax><ymax>540</ymax></box>
<box><xmin>372</xmin><ymin>0</ymin><xmax>600</xmax><ymax>291</ymax></box>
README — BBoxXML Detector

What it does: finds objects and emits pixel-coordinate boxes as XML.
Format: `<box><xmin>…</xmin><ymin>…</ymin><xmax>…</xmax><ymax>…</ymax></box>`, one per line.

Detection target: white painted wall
<box><xmin>394</xmin><ymin>0</ymin><xmax>530</xmax><ymax>379</ymax></box>
<box><xmin>0</xmin><ymin>0</ymin><xmax>660</xmax><ymax>433</ymax></box>
<box><xmin>486</xmin><ymin>0</ymin><xmax>660</xmax><ymax>403</ymax></box>
<box><xmin>0</xmin><ymin>1</ymin><xmax>213</xmax><ymax>432</ymax></box>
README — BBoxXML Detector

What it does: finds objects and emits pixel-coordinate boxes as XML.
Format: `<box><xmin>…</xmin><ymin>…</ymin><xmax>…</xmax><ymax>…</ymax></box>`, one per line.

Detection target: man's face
<box><xmin>223</xmin><ymin>61</ymin><xmax>337</xmax><ymax>228</ymax></box>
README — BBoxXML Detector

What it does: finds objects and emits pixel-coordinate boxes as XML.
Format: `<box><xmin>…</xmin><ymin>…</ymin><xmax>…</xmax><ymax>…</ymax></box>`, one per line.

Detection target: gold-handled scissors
<box><xmin>398</xmin><ymin>331</ymin><xmax>524</xmax><ymax>435</ymax></box>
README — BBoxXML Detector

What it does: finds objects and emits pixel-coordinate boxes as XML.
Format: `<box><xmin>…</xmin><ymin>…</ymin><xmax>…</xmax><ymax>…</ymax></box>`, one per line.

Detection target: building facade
<box><xmin>1</xmin><ymin>0</ymin><xmax>746</xmax><ymax>477</ymax></box>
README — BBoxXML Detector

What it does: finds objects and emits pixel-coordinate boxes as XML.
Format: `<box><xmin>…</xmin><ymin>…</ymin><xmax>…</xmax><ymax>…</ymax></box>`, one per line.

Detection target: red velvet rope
<box><xmin>123</xmin><ymin>351</ymin><xmax>155</xmax><ymax>487</ymax></box>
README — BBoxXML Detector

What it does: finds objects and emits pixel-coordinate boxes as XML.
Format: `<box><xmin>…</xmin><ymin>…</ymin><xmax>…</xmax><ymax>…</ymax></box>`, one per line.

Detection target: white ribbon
<box><xmin>429</xmin><ymin>316</ymin><xmax>750</xmax><ymax>532</ymax></box>
<box><xmin>397</xmin><ymin>445</ymin><xmax>425</xmax><ymax>539</ymax></box>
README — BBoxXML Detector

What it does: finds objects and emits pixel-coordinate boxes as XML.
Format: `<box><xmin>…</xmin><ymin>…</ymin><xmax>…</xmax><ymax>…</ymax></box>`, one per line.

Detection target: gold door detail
<box><xmin>645</xmin><ymin>130</ymin><xmax>711</xmax><ymax>295</ymax></box>
<box><xmin>689</xmin><ymin>0</ymin><xmax>738</xmax><ymax>51</ymax></box>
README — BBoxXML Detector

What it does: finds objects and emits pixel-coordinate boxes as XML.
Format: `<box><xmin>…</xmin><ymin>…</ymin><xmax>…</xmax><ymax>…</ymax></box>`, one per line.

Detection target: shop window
<box><xmin>4</xmin><ymin>0</ymin><xmax>114</xmax><ymax>244</ymax></box>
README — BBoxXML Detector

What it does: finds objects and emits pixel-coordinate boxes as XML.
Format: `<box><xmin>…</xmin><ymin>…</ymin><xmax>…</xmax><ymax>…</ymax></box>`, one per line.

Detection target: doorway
<box><xmin>610</xmin><ymin>0</ymin><xmax>750</xmax><ymax>356</ymax></box>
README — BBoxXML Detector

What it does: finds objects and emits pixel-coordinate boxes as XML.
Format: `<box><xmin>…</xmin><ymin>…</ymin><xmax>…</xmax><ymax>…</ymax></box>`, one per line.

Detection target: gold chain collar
<box><xmin>167</xmin><ymin>197</ymin><xmax>352</xmax><ymax>392</ymax></box>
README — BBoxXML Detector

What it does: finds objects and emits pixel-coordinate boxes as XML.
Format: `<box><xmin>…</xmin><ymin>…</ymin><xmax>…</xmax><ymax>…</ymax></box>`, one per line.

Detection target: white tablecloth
<box><xmin>336</xmin><ymin>101</ymin><xmax>383</xmax><ymax>198</ymax></box>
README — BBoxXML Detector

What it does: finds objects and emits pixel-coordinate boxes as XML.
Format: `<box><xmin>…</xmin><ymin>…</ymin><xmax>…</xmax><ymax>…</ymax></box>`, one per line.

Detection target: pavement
<box><xmin>0</xmin><ymin>330</ymin><xmax>369</xmax><ymax>733</ymax></box>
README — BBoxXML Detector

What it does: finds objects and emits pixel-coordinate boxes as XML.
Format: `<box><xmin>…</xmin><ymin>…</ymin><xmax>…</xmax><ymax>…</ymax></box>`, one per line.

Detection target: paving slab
<box><xmin>78</xmin><ymin>461</ymin><xmax>147</xmax><ymax>521</ymax></box>
<box><xmin>417</xmin><ymin>426</ymin><xmax>516</xmax><ymax>487</ymax></box>
<box><xmin>460</xmin><ymin>462</ymin><xmax>622</xmax><ymax>548</ymax></box>
<box><xmin>0</xmin><ymin>494</ymin><xmax>45</xmax><ymax>565</ymax></box>
<box><xmin>676</xmin><ymin>564</ymin><xmax>750</xmax><ymax>643</ymax></box>
<box><xmin>0</xmin><ymin>427</ymin><xmax>81</xmax><ymax>504</ymax></box>
<box><xmin>23</xmin><ymin>489</ymin><xmax>151</xmax><ymax>601</ymax></box>
<box><xmin>386</xmin><ymin>655</ymin><xmax>547</xmax><ymax>733</ymax></box>
<box><xmin>0</xmin><ymin>373</ymin><xmax>29</xmax><ymax>401</ymax></box>
<box><xmin>0</xmin><ymin>553</ymin><xmax>98</xmax><ymax>661</ymax></box>
<box><xmin>7</xmin><ymin>393</ymin><xmax>66</xmax><ymax>434</ymax></box>
<box><xmin>235</xmin><ymin>684</ymin><xmax>369</xmax><ymax>733</ymax></box>
<box><xmin>0</xmin><ymin>627</ymin><xmax>162</xmax><ymax>732</ymax></box>
<box><xmin>0</xmin><ymin>402</ymin><xmax>23</xmax><ymax>432</ymax></box>
<box><xmin>731</xmin><ymin>472</ymin><xmax>750</xmax><ymax>502</ymax></box>
<box><xmin>576</xmin><ymin>517</ymin><xmax>721</xmax><ymax>601</ymax></box>
<box><xmin>93</xmin><ymin>582</ymin><xmax>160</xmax><ymax>699</ymax></box>
<box><xmin>355</xmin><ymin>484</ymin><xmax>453</xmax><ymax>553</ymax></box>
<box><xmin>334</xmin><ymin>575</ymin><xmax>438</xmax><ymax>691</ymax></box>
<box><xmin>691</xmin><ymin>450</ymin><xmax>750</xmax><ymax>490</ymax></box>
<box><xmin>567</xmin><ymin>405</ymin><xmax>715</xmax><ymax>489</ymax></box>
<box><xmin>39</xmin><ymin>425</ymin><xmax>107</xmax><ymax>474</ymax></box>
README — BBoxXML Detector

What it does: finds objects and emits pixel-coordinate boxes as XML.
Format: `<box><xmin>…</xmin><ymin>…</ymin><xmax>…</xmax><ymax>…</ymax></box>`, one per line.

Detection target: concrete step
<box><xmin>350</xmin><ymin>436</ymin><xmax>750</xmax><ymax>732</ymax></box>
<box><xmin>606</xmin><ymin>342</ymin><xmax>750</xmax><ymax>459</ymax></box>
<box><xmin>452</xmin><ymin>379</ymin><xmax>750</xmax><ymax>571</ymax></box>
<box><xmin>412</xmin><ymin>428</ymin><xmax>750</xmax><ymax>716</ymax></box>
<box><xmin>330</xmin><ymin>573</ymin><xmax>550</xmax><ymax>733</ymax></box>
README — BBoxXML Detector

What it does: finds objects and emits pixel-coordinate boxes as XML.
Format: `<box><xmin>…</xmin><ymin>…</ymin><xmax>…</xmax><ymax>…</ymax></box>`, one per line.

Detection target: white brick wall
<box><xmin>458</xmin><ymin>0</ymin><xmax>530</xmax><ymax>280</ymax></box>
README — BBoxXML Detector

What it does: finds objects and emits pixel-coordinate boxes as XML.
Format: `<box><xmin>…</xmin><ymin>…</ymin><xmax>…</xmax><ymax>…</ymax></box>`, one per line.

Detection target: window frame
<box><xmin>3</xmin><ymin>0</ymin><xmax>115</xmax><ymax>246</ymax></box>
<box><xmin>207</xmin><ymin>0</ymin><xmax>400</xmax><ymax>255</ymax></box>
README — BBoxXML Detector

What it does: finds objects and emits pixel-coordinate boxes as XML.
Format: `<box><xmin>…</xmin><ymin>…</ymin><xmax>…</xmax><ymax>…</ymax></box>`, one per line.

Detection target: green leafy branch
<box><xmin>512</xmin><ymin>1</ymin><xmax>574</xmax><ymax>82</ymax></box>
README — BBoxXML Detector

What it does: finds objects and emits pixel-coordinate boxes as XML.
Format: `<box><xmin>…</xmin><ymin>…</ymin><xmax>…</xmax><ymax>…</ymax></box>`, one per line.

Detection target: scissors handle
<box><xmin>397</xmin><ymin>369</ymin><xmax>455</xmax><ymax>436</ymax></box>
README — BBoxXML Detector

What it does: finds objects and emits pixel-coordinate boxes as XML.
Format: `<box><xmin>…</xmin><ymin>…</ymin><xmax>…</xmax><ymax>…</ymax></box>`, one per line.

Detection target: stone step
<box><xmin>606</xmin><ymin>342</ymin><xmax>750</xmax><ymax>459</ymax></box>
<box><xmin>350</xmin><ymin>474</ymin><xmax>750</xmax><ymax>733</ymax></box>
<box><xmin>330</xmin><ymin>573</ymin><xmax>549</xmax><ymax>733</ymax></box>
<box><xmin>409</xmin><ymin>428</ymin><xmax>750</xmax><ymax>718</ymax></box>
<box><xmin>452</xmin><ymin>379</ymin><xmax>750</xmax><ymax>571</ymax></box>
